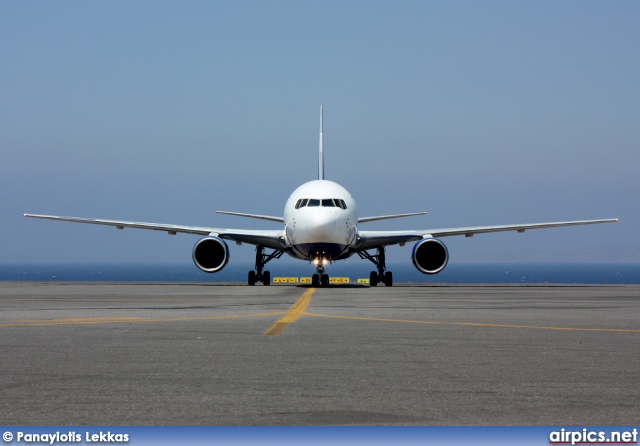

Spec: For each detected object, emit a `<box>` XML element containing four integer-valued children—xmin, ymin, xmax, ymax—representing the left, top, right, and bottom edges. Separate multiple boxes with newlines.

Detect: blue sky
<box><xmin>2</xmin><ymin>1</ymin><xmax>638</xmax><ymax>266</ymax></box>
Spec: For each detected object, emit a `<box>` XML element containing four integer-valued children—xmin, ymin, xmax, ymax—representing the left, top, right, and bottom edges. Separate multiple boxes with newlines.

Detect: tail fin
<box><xmin>318</xmin><ymin>105</ymin><xmax>324</xmax><ymax>180</ymax></box>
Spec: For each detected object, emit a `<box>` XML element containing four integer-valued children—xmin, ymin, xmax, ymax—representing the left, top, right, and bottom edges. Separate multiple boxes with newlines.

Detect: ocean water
<box><xmin>1</xmin><ymin>262</ymin><xmax>639</xmax><ymax>284</ymax></box>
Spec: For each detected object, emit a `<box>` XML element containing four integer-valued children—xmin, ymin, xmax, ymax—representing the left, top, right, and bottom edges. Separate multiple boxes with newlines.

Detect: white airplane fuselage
<box><xmin>283</xmin><ymin>180</ymin><xmax>358</xmax><ymax>261</ymax></box>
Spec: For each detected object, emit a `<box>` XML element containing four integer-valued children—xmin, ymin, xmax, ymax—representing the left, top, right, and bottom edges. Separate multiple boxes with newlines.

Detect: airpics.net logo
<box><xmin>549</xmin><ymin>428</ymin><xmax>638</xmax><ymax>445</ymax></box>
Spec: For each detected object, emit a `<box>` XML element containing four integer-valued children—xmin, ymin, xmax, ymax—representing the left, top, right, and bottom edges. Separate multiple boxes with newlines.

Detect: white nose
<box><xmin>306</xmin><ymin>211</ymin><xmax>336</xmax><ymax>240</ymax></box>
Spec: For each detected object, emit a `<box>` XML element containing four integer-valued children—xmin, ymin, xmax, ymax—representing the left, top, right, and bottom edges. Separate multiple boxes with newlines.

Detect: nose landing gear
<box><xmin>358</xmin><ymin>246</ymin><xmax>393</xmax><ymax>286</ymax></box>
<box><xmin>248</xmin><ymin>245</ymin><xmax>284</xmax><ymax>285</ymax></box>
<box><xmin>311</xmin><ymin>273</ymin><xmax>329</xmax><ymax>287</ymax></box>
<box><xmin>311</xmin><ymin>255</ymin><xmax>330</xmax><ymax>287</ymax></box>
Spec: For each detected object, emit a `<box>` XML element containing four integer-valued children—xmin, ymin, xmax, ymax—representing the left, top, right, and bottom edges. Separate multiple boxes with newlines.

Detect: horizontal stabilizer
<box><xmin>216</xmin><ymin>211</ymin><xmax>284</xmax><ymax>223</ymax></box>
<box><xmin>358</xmin><ymin>212</ymin><xmax>426</xmax><ymax>224</ymax></box>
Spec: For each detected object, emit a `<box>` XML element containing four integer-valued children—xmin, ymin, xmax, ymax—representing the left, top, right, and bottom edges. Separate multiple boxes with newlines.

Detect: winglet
<box><xmin>319</xmin><ymin>105</ymin><xmax>324</xmax><ymax>180</ymax></box>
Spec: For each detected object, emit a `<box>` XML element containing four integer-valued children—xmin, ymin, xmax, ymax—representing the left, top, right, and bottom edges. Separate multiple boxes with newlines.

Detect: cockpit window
<box><xmin>295</xmin><ymin>198</ymin><xmax>347</xmax><ymax>209</ymax></box>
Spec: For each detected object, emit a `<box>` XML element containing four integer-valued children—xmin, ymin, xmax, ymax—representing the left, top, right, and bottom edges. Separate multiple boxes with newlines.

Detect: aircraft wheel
<box><xmin>384</xmin><ymin>271</ymin><xmax>393</xmax><ymax>287</ymax></box>
<box><xmin>321</xmin><ymin>274</ymin><xmax>329</xmax><ymax>287</ymax></box>
<box><xmin>248</xmin><ymin>270</ymin><xmax>256</xmax><ymax>286</ymax></box>
<box><xmin>263</xmin><ymin>270</ymin><xmax>271</xmax><ymax>285</ymax></box>
<box><xmin>312</xmin><ymin>274</ymin><xmax>320</xmax><ymax>287</ymax></box>
<box><xmin>369</xmin><ymin>271</ymin><xmax>378</xmax><ymax>287</ymax></box>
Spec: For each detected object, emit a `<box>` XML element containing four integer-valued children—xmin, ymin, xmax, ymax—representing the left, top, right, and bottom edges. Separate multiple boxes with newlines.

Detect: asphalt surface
<box><xmin>0</xmin><ymin>282</ymin><xmax>638</xmax><ymax>425</ymax></box>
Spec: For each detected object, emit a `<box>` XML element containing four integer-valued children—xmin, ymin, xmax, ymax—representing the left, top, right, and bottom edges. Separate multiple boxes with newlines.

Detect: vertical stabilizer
<box><xmin>319</xmin><ymin>105</ymin><xmax>324</xmax><ymax>180</ymax></box>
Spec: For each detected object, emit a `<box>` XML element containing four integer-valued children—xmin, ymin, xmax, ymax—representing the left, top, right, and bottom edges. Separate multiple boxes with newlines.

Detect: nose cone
<box><xmin>306</xmin><ymin>211</ymin><xmax>337</xmax><ymax>240</ymax></box>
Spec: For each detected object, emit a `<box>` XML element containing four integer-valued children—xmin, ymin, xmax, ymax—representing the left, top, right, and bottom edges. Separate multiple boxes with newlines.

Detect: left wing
<box><xmin>23</xmin><ymin>214</ymin><xmax>285</xmax><ymax>249</ymax></box>
<box><xmin>356</xmin><ymin>218</ymin><xmax>618</xmax><ymax>251</ymax></box>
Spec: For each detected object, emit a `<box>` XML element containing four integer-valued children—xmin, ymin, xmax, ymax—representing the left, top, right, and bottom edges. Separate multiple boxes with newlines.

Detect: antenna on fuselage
<box><xmin>319</xmin><ymin>105</ymin><xmax>324</xmax><ymax>180</ymax></box>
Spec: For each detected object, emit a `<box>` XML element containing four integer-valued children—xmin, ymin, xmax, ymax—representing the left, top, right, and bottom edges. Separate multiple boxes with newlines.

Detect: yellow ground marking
<box><xmin>3</xmin><ymin>297</ymin><xmax>239</xmax><ymax>303</ymax></box>
<box><xmin>263</xmin><ymin>288</ymin><xmax>315</xmax><ymax>336</ymax></box>
<box><xmin>302</xmin><ymin>313</ymin><xmax>640</xmax><ymax>334</ymax></box>
<box><xmin>4</xmin><ymin>291</ymin><xmax>636</xmax><ymax>334</ymax></box>
<box><xmin>273</xmin><ymin>277</ymin><xmax>299</xmax><ymax>283</ymax></box>
<box><xmin>1</xmin><ymin>312</ymin><xmax>285</xmax><ymax>327</ymax></box>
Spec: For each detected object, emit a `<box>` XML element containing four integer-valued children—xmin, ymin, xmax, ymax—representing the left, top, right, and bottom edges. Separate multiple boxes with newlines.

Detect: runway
<box><xmin>0</xmin><ymin>282</ymin><xmax>638</xmax><ymax>425</ymax></box>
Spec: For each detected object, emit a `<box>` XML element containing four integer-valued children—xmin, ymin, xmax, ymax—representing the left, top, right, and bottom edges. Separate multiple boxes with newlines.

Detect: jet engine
<box><xmin>192</xmin><ymin>237</ymin><xmax>230</xmax><ymax>273</ymax></box>
<box><xmin>412</xmin><ymin>238</ymin><xmax>449</xmax><ymax>274</ymax></box>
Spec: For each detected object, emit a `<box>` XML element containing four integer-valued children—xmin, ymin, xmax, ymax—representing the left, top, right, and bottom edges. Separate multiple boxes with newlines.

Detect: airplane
<box><xmin>24</xmin><ymin>106</ymin><xmax>618</xmax><ymax>287</ymax></box>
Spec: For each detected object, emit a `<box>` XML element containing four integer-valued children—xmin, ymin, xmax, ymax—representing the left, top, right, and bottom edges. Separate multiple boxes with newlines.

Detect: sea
<box><xmin>1</xmin><ymin>262</ymin><xmax>639</xmax><ymax>284</ymax></box>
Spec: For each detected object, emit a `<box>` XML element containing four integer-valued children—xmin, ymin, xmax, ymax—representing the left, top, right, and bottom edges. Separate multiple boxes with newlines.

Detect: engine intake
<box><xmin>412</xmin><ymin>238</ymin><xmax>448</xmax><ymax>274</ymax></box>
<box><xmin>192</xmin><ymin>237</ymin><xmax>230</xmax><ymax>273</ymax></box>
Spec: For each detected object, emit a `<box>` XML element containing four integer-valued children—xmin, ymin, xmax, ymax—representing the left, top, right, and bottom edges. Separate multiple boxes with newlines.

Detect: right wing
<box><xmin>23</xmin><ymin>214</ymin><xmax>285</xmax><ymax>250</ymax></box>
<box><xmin>356</xmin><ymin>218</ymin><xmax>618</xmax><ymax>251</ymax></box>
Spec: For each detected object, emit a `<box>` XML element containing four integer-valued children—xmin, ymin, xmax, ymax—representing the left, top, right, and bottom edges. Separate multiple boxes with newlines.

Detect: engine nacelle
<box><xmin>412</xmin><ymin>238</ymin><xmax>449</xmax><ymax>274</ymax></box>
<box><xmin>192</xmin><ymin>237</ymin><xmax>230</xmax><ymax>273</ymax></box>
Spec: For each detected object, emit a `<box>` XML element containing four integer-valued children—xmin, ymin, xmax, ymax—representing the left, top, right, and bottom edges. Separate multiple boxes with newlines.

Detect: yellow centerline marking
<box><xmin>3</xmin><ymin>290</ymin><xmax>636</xmax><ymax>334</ymax></box>
<box><xmin>263</xmin><ymin>288</ymin><xmax>315</xmax><ymax>336</ymax></box>
<box><xmin>302</xmin><ymin>312</ymin><xmax>640</xmax><ymax>333</ymax></box>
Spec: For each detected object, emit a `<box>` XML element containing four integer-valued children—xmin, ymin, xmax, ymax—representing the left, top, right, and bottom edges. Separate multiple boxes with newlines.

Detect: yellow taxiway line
<box><xmin>302</xmin><ymin>312</ymin><xmax>640</xmax><ymax>334</ymax></box>
<box><xmin>3</xmin><ymin>287</ymin><xmax>637</xmax><ymax>334</ymax></box>
<box><xmin>263</xmin><ymin>288</ymin><xmax>315</xmax><ymax>336</ymax></box>
<box><xmin>1</xmin><ymin>312</ymin><xmax>285</xmax><ymax>327</ymax></box>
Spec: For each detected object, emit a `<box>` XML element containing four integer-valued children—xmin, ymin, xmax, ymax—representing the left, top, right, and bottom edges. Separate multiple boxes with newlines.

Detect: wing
<box><xmin>24</xmin><ymin>214</ymin><xmax>285</xmax><ymax>250</ymax></box>
<box><xmin>356</xmin><ymin>218</ymin><xmax>618</xmax><ymax>251</ymax></box>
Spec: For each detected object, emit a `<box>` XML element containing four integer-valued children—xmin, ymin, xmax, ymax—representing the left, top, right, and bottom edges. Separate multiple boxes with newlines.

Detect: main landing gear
<box><xmin>248</xmin><ymin>245</ymin><xmax>284</xmax><ymax>286</ymax></box>
<box><xmin>358</xmin><ymin>246</ymin><xmax>393</xmax><ymax>287</ymax></box>
<box><xmin>311</xmin><ymin>255</ymin><xmax>330</xmax><ymax>287</ymax></box>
